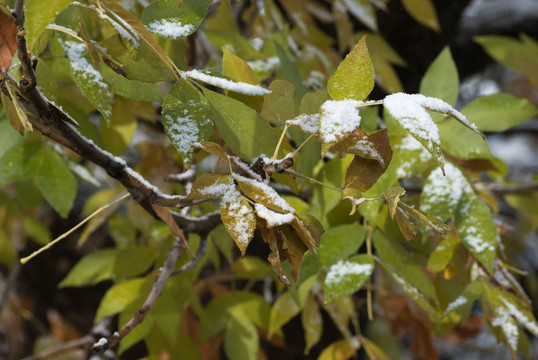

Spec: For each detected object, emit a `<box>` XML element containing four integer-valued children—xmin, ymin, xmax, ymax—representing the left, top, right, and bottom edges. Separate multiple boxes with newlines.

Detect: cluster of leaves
<box><xmin>1</xmin><ymin>0</ymin><xmax>538</xmax><ymax>359</ymax></box>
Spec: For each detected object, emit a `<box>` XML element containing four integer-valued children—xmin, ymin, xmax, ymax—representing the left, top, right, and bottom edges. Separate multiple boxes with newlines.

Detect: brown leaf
<box><xmin>193</xmin><ymin>141</ymin><xmax>228</xmax><ymax>158</ymax></box>
<box><xmin>410</xmin><ymin>325</ymin><xmax>438</xmax><ymax>360</ymax></box>
<box><xmin>344</xmin><ymin>129</ymin><xmax>392</xmax><ymax>192</ymax></box>
<box><xmin>263</xmin><ymin>227</ymin><xmax>290</xmax><ymax>285</ymax></box>
<box><xmin>290</xmin><ymin>215</ymin><xmax>324</xmax><ymax>257</ymax></box>
<box><xmin>187</xmin><ymin>174</ymin><xmax>233</xmax><ymax>200</ymax></box>
<box><xmin>152</xmin><ymin>204</ymin><xmax>193</xmax><ymax>255</ymax></box>
<box><xmin>0</xmin><ymin>10</ymin><xmax>18</xmax><ymax>70</ymax></box>
<box><xmin>445</xmin><ymin>315</ymin><xmax>484</xmax><ymax>341</ymax></box>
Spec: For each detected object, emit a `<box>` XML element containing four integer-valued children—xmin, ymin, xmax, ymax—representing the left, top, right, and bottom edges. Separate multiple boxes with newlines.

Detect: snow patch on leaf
<box><xmin>394</xmin><ymin>135</ymin><xmax>432</xmax><ymax>178</ymax></box>
<box><xmin>325</xmin><ymin>260</ymin><xmax>373</xmax><ymax>287</ymax></box>
<box><xmin>491</xmin><ymin>306</ymin><xmax>519</xmax><ymax>351</ymax></box>
<box><xmin>184</xmin><ymin>69</ymin><xmax>271</xmax><ymax>96</ymax></box>
<box><xmin>286</xmin><ymin>113</ymin><xmax>320</xmax><ymax>134</ymax></box>
<box><xmin>255</xmin><ymin>203</ymin><xmax>294</xmax><ymax>227</ymax></box>
<box><xmin>384</xmin><ymin>93</ymin><xmax>440</xmax><ymax>155</ymax></box>
<box><xmin>147</xmin><ymin>18</ymin><xmax>195</xmax><ymax>39</ymax></box>
<box><xmin>319</xmin><ymin>100</ymin><xmax>362</xmax><ymax>144</ymax></box>
<box><xmin>421</xmin><ymin>163</ymin><xmax>472</xmax><ymax>215</ymax></box>
<box><xmin>233</xmin><ymin>173</ymin><xmax>295</xmax><ymax>213</ymax></box>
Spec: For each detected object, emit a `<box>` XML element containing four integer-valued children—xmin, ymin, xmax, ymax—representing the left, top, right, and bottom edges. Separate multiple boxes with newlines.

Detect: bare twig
<box><xmin>21</xmin><ymin>335</ymin><xmax>94</xmax><ymax>360</ymax></box>
<box><xmin>171</xmin><ymin>210</ymin><xmax>222</xmax><ymax>236</ymax></box>
<box><xmin>171</xmin><ymin>236</ymin><xmax>208</xmax><ymax>276</ymax></box>
<box><xmin>92</xmin><ymin>236</ymin><xmax>184</xmax><ymax>353</ymax></box>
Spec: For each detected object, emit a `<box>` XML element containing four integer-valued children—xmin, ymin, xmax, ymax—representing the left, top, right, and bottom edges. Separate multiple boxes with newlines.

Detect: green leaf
<box><xmin>25</xmin><ymin>0</ymin><xmax>73</xmax><ymax>50</ymax></box>
<box><xmin>232</xmin><ymin>256</ymin><xmax>275</xmax><ymax>279</ymax></box>
<box><xmin>205</xmin><ymin>89</ymin><xmax>281</xmax><ymax>162</ymax></box>
<box><xmin>224</xmin><ymin>308</ymin><xmax>259</xmax><ymax>360</ymax></box>
<box><xmin>461</xmin><ymin>93</ymin><xmax>538</xmax><ymax>132</ymax></box>
<box><xmin>474</xmin><ymin>35</ymin><xmax>525</xmax><ymax>71</ymax></box>
<box><xmin>0</xmin><ymin>141</ymin><xmax>43</xmax><ymax>187</ymax></box>
<box><xmin>455</xmin><ymin>193</ymin><xmax>498</xmax><ymax>272</ymax></box>
<box><xmin>327</xmin><ymin>36</ymin><xmax>374</xmax><ymax>101</ymax></box>
<box><xmin>427</xmin><ymin>236</ymin><xmax>460</xmax><ymax>272</ymax></box>
<box><xmin>439</xmin><ymin>119</ymin><xmax>492</xmax><ymax>159</ymax></box>
<box><xmin>274</xmin><ymin>42</ymin><xmax>308</xmax><ymax>98</ymax></box>
<box><xmin>317</xmin><ymin>224</ymin><xmax>366</xmax><ymax>266</ymax></box>
<box><xmin>222</xmin><ymin>47</ymin><xmax>260</xmax><ymax>85</ymax></box>
<box><xmin>401</xmin><ymin>0</ymin><xmax>440</xmax><ymax>32</ymax></box>
<box><xmin>162</xmin><ymin>79</ymin><xmax>213</xmax><ymax>166</ymax></box>
<box><xmin>59</xmin><ymin>39</ymin><xmax>112</xmax><ymax>123</ymax></box>
<box><xmin>318</xmin><ymin>339</ymin><xmax>355</xmax><ymax>360</ymax></box>
<box><xmin>261</xmin><ymin>80</ymin><xmax>295</xmax><ymax>124</ymax></box>
<box><xmin>0</xmin><ymin>113</ymin><xmax>23</xmax><ymax>158</ymax></box>
<box><xmin>36</xmin><ymin>149</ymin><xmax>77</xmax><ymax>218</ymax></box>
<box><xmin>96</xmin><ymin>277</ymin><xmax>150</xmax><ymax>320</ymax></box>
<box><xmin>420</xmin><ymin>163</ymin><xmax>471</xmax><ymax>221</ymax></box>
<box><xmin>141</xmin><ymin>0</ymin><xmax>212</xmax><ymax>39</ymax></box>
<box><xmin>302</xmin><ymin>296</ymin><xmax>323</xmax><ymax>354</ymax></box>
<box><xmin>199</xmin><ymin>292</ymin><xmax>270</xmax><ymax>341</ymax></box>
<box><xmin>373</xmin><ymin>232</ymin><xmax>437</xmax><ymax>301</ymax></box>
<box><xmin>420</xmin><ymin>47</ymin><xmax>459</xmax><ymax>122</ymax></box>
<box><xmin>324</xmin><ymin>255</ymin><xmax>374</xmax><ymax>301</ymax></box>
<box><xmin>101</xmin><ymin>65</ymin><xmax>162</xmax><ymax>102</ymax></box>
<box><xmin>99</xmin><ymin>34</ymin><xmax>174</xmax><ymax>82</ymax></box>
<box><xmin>268</xmin><ymin>291</ymin><xmax>302</xmax><ymax>337</ymax></box>
<box><xmin>0</xmin><ymin>230</ymin><xmax>17</xmax><ymax>267</ymax></box>
<box><xmin>23</xmin><ymin>218</ymin><xmax>51</xmax><ymax>246</ymax></box>
<box><xmin>203</xmin><ymin>29</ymin><xmax>263</xmax><ymax>60</ymax></box>
<box><xmin>59</xmin><ymin>249</ymin><xmax>117</xmax><ymax>287</ymax></box>
<box><xmin>100</xmin><ymin>97</ymin><xmax>138</xmax><ymax>155</ymax></box>
<box><xmin>114</xmin><ymin>246</ymin><xmax>159</xmax><ymax>279</ymax></box>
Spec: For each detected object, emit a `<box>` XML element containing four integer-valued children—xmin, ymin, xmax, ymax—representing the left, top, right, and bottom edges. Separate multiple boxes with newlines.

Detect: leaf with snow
<box><xmin>327</xmin><ymin>36</ymin><xmax>374</xmax><ymax>101</ymax></box>
<box><xmin>78</xmin><ymin>1</ymin><xmax>140</xmax><ymax>55</ymax></box>
<box><xmin>420</xmin><ymin>163</ymin><xmax>473</xmax><ymax>221</ymax></box>
<box><xmin>255</xmin><ymin>204</ymin><xmax>294</xmax><ymax>227</ymax></box>
<box><xmin>455</xmin><ymin>193</ymin><xmax>498</xmax><ymax>273</ymax></box>
<box><xmin>185</xmin><ymin>69</ymin><xmax>270</xmax><ymax>96</ymax></box>
<box><xmin>319</xmin><ymin>100</ymin><xmax>362</xmax><ymax>155</ymax></box>
<box><xmin>334</xmin><ymin>129</ymin><xmax>386</xmax><ymax>167</ymax></box>
<box><xmin>220</xmin><ymin>188</ymin><xmax>256</xmax><ymax>256</ymax></box>
<box><xmin>286</xmin><ymin>114</ymin><xmax>320</xmax><ymax>134</ymax></box>
<box><xmin>187</xmin><ymin>174</ymin><xmax>233</xmax><ymax>200</ymax></box>
<box><xmin>162</xmin><ymin>79</ymin><xmax>212</xmax><ymax>166</ymax></box>
<box><xmin>383</xmin><ymin>93</ymin><xmax>443</xmax><ymax>169</ymax></box>
<box><xmin>141</xmin><ymin>0</ymin><xmax>212</xmax><ymax>39</ymax></box>
<box><xmin>324</xmin><ymin>255</ymin><xmax>374</xmax><ymax>302</ymax></box>
<box><xmin>234</xmin><ymin>174</ymin><xmax>295</xmax><ymax>214</ymax></box>
<box><xmin>59</xmin><ymin>39</ymin><xmax>112</xmax><ymax>124</ymax></box>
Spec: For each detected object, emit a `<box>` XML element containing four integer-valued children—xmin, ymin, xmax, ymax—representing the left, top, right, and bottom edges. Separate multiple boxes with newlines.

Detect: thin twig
<box><xmin>20</xmin><ymin>193</ymin><xmax>130</xmax><ymax>264</ymax></box>
<box><xmin>171</xmin><ymin>236</ymin><xmax>208</xmax><ymax>276</ymax></box>
<box><xmin>92</xmin><ymin>236</ymin><xmax>184</xmax><ymax>353</ymax></box>
<box><xmin>21</xmin><ymin>335</ymin><xmax>94</xmax><ymax>360</ymax></box>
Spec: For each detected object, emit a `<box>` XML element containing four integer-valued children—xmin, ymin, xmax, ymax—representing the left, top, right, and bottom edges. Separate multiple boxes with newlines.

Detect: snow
<box><xmin>233</xmin><ymin>173</ymin><xmax>295</xmax><ymax>213</ymax></box>
<box><xmin>183</xmin><ymin>70</ymin><xmax>271</xmax><ymax>96</ymax></box>
<box><xmin>247</xmin><ymin>57</ymin><xmax>280</xmax><ymax>73</ymax></box>
<box><xmin>491</xmin><ymin>307</ymin><xmax>518</xmax><ymax>350</ymax></box>
<box><xmin>394</xmin><ymin>135</ymin><xmax>433</xmax><ymax>178</ymax></box>
<box><xmin>255</xmin><ymin>203</ymin><xmax>294</xmax><ymax>227</ymax></box>
<box><xmin>60</xmin><ymin>40</ymin><xmax>107</xmax><ymax>88</ymax></box>
<box><xmin>458</xmin><ymin>205</ymin><xmax>496</xmax><ymax>254</ymax></box>
<box><xmin>325</xmin><ymin>260</ymin><xmax>373</xmax><ymax>286</ymax></box>
<box><xmin>319</xmin><ymin>100</ymin><xmax>362</xmax><ymax>143</ymax></box>
<box><xmin>421</xmin><ymin>163</ymin><xmax>472</xmax><ymax>213</ymax></box>
<box><xmin>147</xmin><ymin>18</ymin><xmax>195</xmax><ymax>39</ymax></box>
<box><xmin>444</xmin><ymin>295</ymin><xmax>468</xmax><ymax>314</ymax></box>
<box><xmin>344</xmin><ymin>196</ymin><xmax>367</xmax><ymax>208</ymax></box>
<box><xmin>286</xmin><ymin>114</ymin><xmax>320</xmax><ymax>134</ymax></box>
<box><xmin>221</xmin><ymin>186</ymin><xmax>255</xmax><ymax>247</ymax></box>
<box><xmin>384</xmin><ymin>93</ymin><xmax>441</xmax><ymax>154</ymax></box>
<box><xmin>501</xmin><ymin>296</ymin><xmax>538</xmax><ymax>335</ymax></box>
<box><xmin>163</xmin><ymin>100</ymin><xmax>211</xmax><ymax>161</ymax></box>
<box><xmin>230</xmin><ymin>156</ymin><xmax>264</xmax><ymax>182</ymax></box>
<box><xmin>349</xmin><ymin>139</ymin><xmax>385</xmax><ymax>166</ymax></box>
<box><xmin>95</xmin><ymin>337</ymin><xmax>108</xmax><ymax>347</ymax></box>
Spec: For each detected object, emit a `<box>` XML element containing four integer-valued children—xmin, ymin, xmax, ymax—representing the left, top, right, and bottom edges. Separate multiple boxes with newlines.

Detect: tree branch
<box><xmin>92</xmin><ymin>236</ymin><xmax>184</xmax><ymax>353</ymax></box>
<box><xmin>171</xmin><ymin>235</ymin><xmax>208</xmax><ymax>276</ymax></box>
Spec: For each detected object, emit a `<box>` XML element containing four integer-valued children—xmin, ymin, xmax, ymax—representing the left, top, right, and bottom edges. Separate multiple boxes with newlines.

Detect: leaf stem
<box><xmin>272</xmin><ymin>123</ymin><xmax>290</xmax><ymax>161</ymax></box>
<box><xmin>355</xmin><ymin>100</ymin><xmax>384</xmax><ymax>109</ymax></box>
<box><xmin>45</xmin><ymin>24</ymin><xmax>83</xmax><ymax>42</ymax></box>
<box><xmin>283</xmin><ymin>169</ymin><xmax>343</xmax><ymax>193</ymax></box>
<box><xmin>366</xmin><ymin>223</ymin><xmax>373</xmax><ymax>321</ymax></box>
<box><xmin>291</xmin><ymin>130</ymin><xmax>318</xmax><ymax>159</ymax></box>
<box><xmin>20</xmin><ymin>193</ymin><xmax>130</xmax><ymax>264</ymax></box>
